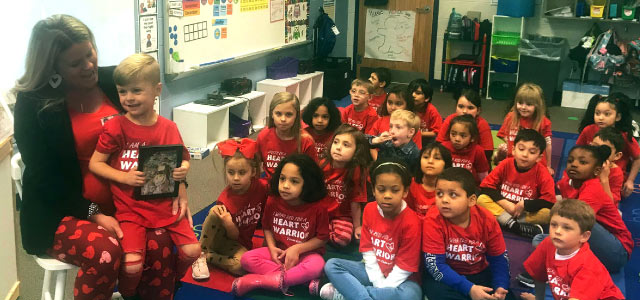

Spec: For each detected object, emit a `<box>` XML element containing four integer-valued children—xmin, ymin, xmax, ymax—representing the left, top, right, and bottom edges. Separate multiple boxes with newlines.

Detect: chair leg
<box><xmin>42</xmin><ymin>269</ymin><xmax>51</xmax><ymax>300</ymax></box>
<box><xmin>53</xmin><ymin>270</ymin><xmax>67</xmax><ymax>300</ymax></box>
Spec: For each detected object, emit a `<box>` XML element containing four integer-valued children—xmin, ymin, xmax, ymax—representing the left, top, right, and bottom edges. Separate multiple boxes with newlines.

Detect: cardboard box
<box><xmin>561</xmin><ymin>81</ymin><xmax>609</xmax><ymax>109</ymax></box>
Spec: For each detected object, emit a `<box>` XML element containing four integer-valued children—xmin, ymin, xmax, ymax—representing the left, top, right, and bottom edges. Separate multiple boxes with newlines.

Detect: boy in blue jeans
<box><xmin>422</xmin><ymin>167</ymin><xmax>513</xmax><ymax>300</ymax></box>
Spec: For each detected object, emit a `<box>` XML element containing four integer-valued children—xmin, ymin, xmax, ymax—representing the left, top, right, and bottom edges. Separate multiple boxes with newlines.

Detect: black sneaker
<box><xmin>506</xmin><ymin>219</ymin><xmax>543</xmax><ymax>239</ymax></box>
<box><xmin>517</xmin><ymin>271</ymin><xmax>535</xmax><ymax>288</ymax></box>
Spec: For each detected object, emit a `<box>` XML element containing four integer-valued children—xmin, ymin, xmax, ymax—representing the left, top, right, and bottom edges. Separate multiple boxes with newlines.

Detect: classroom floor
<box><xmin>12</xmin><ymin>91</ymin><xmax>640</xmax><ymax>300</ymax></box>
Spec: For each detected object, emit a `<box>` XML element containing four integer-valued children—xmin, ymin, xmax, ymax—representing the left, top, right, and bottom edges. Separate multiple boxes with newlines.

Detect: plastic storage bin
<box><xmin>267</xmin><ymin>57</ymin><xmax>299</xmax><ymax>79</ymax></box>
<box><xmin>489</xmin><ymin>81</ymin><xmax>517</xmax><ymax>100</ymax></box>
<box><xmin>492</xmin><ymin>32</ymin><xmax>521</xmax><ymax>46</ymax></box>
<box><xmin>497</xmin><ymin>0</ymin><xmax>534</xmax><ymax>17</ymax></box>
<box><xmin>591</xmin><ymin>5</ymin><xmax>605</xmax><ymax>18</ymax></box>
<box><xmin>491</xmin><ymin>57</ymin><xmax>519</xmax><ymax>73</ymax></box>
<box><xmin>622</xmin><ymin>6</ymin><xmax>636</xmax><ymax>20</ymax></box>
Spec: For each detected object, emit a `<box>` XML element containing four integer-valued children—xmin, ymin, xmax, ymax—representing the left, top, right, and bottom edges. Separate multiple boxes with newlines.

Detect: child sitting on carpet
<box><xmin>341</xmin><ymin>79</ymin><xmax>379</xmax><ymax>133</ymax></box>
<box><xmin>321</xmin><ymin>159</ymin><xmax>422</xmax><ymax>300</ymax></box>
<box><xmin>437</xmin><ymin>89</ymin><xmax>494</xmax><ymax>163</ymax></box>
<box><xmin>233</xmin><ymin>154</ymin><xmax>329</xmax><ymax>296</ymax></box>
<box><xmin>478</xmin><ymin>129</ymin><xmax>554</xmax><ymax>239</ymax></box>
<box><xmin>406</xmin><ymin>142</ymin><xmax>452</xmax><ymax>217</ymax></box>
<box><xmin>495</xmin><ymin>83</ymin><xmax>553</xmax><ymax>175</ymax></box>
<box><xmin>302</xmin><ymin>97</ymin><xmax>342</xmax><ymax>160</ymax></box>
<box><xmin>422</xmin><ymin>167</ymin><xmax>512</xmax><ymax>300</ymax></box>
<box><xmin>556</xmin><ymin>145</ymin><xmax>633</xmax><ymax>273</ymax></box>
<box><xmin>591</xmin><ymin>127</ymin><xmax>625</xmax><ymax>206</ymax></box>
<box><xmin>521</xmin><ymin>199</ymin><xmax>625</xmax><ymax>300</ymax></box>
<box><xmin>409</xmin><ymin>79</ymin><xmax>442</xmax><ymax>146</ymax></box>
<box><xmin>320</xmin><ymin>124</ymin><xmax>371</xmax><ymax>247</ymax></box>
<box><xmin>576</xmin><ymin>93</ymin><xmax>640</xmax><ymax>198</ymax></box>
<box><xmin>369</xmin><ymin>109</ymin><xmax>421</xmax><ymax>175</ymax></box>
<box><xmin>441</xmin><ymin>114</ymin><xmax>490</xmax><ymax>184</ymax></box>
<box><xmin>367</xmin><ymin>84</ymin><xmax>422</xmax><ymax>160</ymax></box>
<box><xmin>368</xmin><ymin>67</ymin><xmax>390</xmax><ymax>113</ymax></box>
<box><xmin>191</xmin><ymin>138</ymin><xmax>267</xmax><ymax>279</ymax></box>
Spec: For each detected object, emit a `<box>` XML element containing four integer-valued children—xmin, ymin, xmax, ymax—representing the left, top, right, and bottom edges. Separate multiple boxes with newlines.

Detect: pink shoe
<box><xmin>231</xmin><ymin>271</ymin><xmax>284</xmax><ymax>296</ymax></box>
<box><xmin>308</xmin><ymin>278</ymin><xmax>320</xmax><ymax>296</ymax></box>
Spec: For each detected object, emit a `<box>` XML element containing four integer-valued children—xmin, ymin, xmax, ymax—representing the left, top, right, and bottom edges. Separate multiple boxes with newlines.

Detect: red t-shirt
<box><xmin>216</xmin><ymin>178</ymin><xmax>268</xmax><ymax>250</ymax></box>
<box><xmin>304</xmin><ymin>129</ymin><xmax>333</xmax><ymax>160</ymax></box>
<box><xmin>437</xmin><ymin>114</ymin><xmax>494</xmax><ymax>151</ymax></box>
<box><xmin>609</xmin><ymin>166</ymin><xmax>624</xmax><ymax>206</ymax></box>
<box><xmin>416</xmin><ymin>104</ymin><xmax>443</xmax><ymax>136</ymax></box>
<box><xmin>341</xmin><ymin>104</ymin><xmax>379</xmax><ymax>133</ymax></box>
<box><xmin>422</xmin><ymin>205</ymin><xmax>506</xmax><ymax>275</ymax></box>
<box><xmin>256</xmin><ymin>127</ymin><xmax>317</xmax><ymax>180</ymax></box>
<box><xmin>360</xmin><ymin>202</ymin><xmax>421</xmax><ymax>281</ymax></box>
<box><xmin>367</xmin><ymin>115</ymin><xmax>422</xmax><ymax>149</ymax></box>
<box><xmin>557</xmin><ymin>176</ymin><xmax>633</xmax><ymax>255</ymax></box>
<box><xmin>262</xmin><ymin>195</ymin><xmax>329</xmax><ymax>254</ymax></box>
<box><xmin>524</xmin><ymin>237</ymin><xmax>624</xmax><ymax>300</ymax></box>
<box><xmin>68</xmin><ymin>98</ymin><xmax>120</xmax><ymax>206</ymax></box>
<box><xmin>442</xmin><ymin>141</ymin><xmax>490</xmax><ymax>184</ymax></box>
<box><xmin>480</xmin><ymin>157</ymin><xmax>556</xmax><ymax>204</ymax></box>
<box><xmin>406</xmin><ymin>181</ymin><xmax>435</xmax><ymax>217</ymax></box>
<box><xmin>322</xmin><ymin>162</ymin><xmax>367</xmax><ymax>218</ymax></box>
<box><xmin>369</xmin><ymin>93</ymin><xmax>387</xmax><ymax>114</ymax></box>
<box><xmin>96</xmin><ymin>115</ymin><xmax>190</xmax><ymax>228</ymax></box>
<box><xmin>576</xmin><ymin>124</ymin><xmax>640</xmax><ymax>173</ymax></box>
<box><xmin>497</xmin><ymin>112</ymin><xmax>552</xmax><ymax>166</ymax></box>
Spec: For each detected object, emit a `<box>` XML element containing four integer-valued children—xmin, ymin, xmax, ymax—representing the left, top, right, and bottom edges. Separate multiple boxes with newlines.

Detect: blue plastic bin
<box><xmin>497</xmin><ymin>0</ymin><xmax>535</xmax><ymax>17</ymax></box>
<box><xmin>492</xmin><ymin>58</ymin><xmax>519</xmax><ymax>73</ymax></box>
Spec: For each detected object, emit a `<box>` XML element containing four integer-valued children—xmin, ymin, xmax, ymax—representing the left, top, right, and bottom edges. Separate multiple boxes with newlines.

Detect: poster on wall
<box><xmin>322</xmin><ymin>0</ymin><xmax>335</xmax><ymax>20</ymax></box>
<box><xmin>241</xmin><ymin>0</ymin><xmax>269</xmax><ymax>12</ymax></box>
<box><xmin>364</xmin><ymin>9</ymin><xmax>415</xmax><ymax>62</ymax></box>
<box><xmin>140</xmin><ymin>15</ymin><xmax>158</xmax><ymax>52</ymax></box>
<box><xmin>139</xmin><ymin>0</ymin><xmax>157</xmax><ymax>15</ymax></box>
<box><xmin>270</xmin><ymin>0</ymin><xmax>284</xmax><ymax>22</ymax></box>
<box><xmin>285</xmin><ymin>0</ymin><xmax>308</xmax><ymax>44</ymax></box>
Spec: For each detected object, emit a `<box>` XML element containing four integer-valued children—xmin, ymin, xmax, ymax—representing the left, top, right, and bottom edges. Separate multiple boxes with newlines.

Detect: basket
<box><xmin>491</xmin><ymin>57</ymin><xmax>519</xmax><ymax>73</ymax></box>
<box><xmin>622</xmin><ymin>6</ymin><xmax>636</xmax><ymax>20</ymax></box>
<box><xmin>590</xmin><ymin>5</ymin><xmax>605</xmax><ymax>18</ymax></box>
<box><xmin>492</xmin><ymin>32</ymin><xmax>521</xmax><ymax>46</ymax></box>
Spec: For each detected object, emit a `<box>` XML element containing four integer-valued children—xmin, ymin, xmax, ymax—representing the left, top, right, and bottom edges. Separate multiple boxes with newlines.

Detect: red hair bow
<box><xmin>217</xmin><ymin>138</ymin><xmax>258</xmax><ymax>159</ymax></box>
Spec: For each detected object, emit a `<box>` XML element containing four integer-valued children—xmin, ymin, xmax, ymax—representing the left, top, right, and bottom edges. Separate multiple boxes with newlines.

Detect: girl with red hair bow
<box><xmin>191</xmin><ymin>138</ymin><xmax>268</xmax><ymax>279</ymax></box>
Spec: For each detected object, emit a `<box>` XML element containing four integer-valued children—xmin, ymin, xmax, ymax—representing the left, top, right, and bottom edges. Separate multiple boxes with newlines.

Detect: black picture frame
<box><xmin>135</xmin><ymin>144</ymin><xmax>183</xmax><ymax>200</ymax></box>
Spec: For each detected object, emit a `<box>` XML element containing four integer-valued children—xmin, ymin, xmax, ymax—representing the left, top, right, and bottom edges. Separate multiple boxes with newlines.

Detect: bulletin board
<box><xmin>164</xmin><ymin>0</ymin><xmax>309</xmax><ymax>75</ymax></box>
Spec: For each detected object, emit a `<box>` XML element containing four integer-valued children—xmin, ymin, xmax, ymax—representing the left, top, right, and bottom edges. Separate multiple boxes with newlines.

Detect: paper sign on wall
<box><xmin>241</xmin><ymin>0</ymin><xmax>268</xmax><ymax>12</ymax></box>
<box><xmin>285</xmin><ymin>0</ymin><xmax>308</xmax><ymax>44</ymax></box>
<box><xmin>364</xmin><ymin>9</ymin><xmax>415</xmax><ymax>62</ymax></box>
<box><xmin>140</xmin><ymin>15</ymin><xmax>158</xmax><ymax>52</ymax></box>
<box><xmin>270</xmin><ymin>0</ymin><xmax>284</xmax><ymax>22</ymax></box>
<box><xmin>139</xmin><ymin>0</ymin><xmax>158</xmax><ymax>15</ymax></box>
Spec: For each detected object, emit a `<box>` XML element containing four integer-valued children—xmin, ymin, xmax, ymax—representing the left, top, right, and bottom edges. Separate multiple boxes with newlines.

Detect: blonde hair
<box><xmin>351</xmin><ymin>79</ymin><xmax>374</xmax><ymax>95</ymax></box>
<box><xmin>114</xmin><ymin>53</ymin><xmax>160</xmax><ymax>86</ymax></box>
<box><xmin>12</xmin><ymin>15</ymin><xmax>96</xmax><ymax>108</ymax></box>
<box><xmin>509</xmin><ymin>83</ymin><xmax>546</xmax><ymax>132</ymax></box>
<box><xmin>268</xmin><ymin>92</ymin><xmax>303</xmax><ymax>151</ymax></box>
<box><xmin>390</xmin><ymin>109</ymin><xmax>420</xmax><ymax>135</ymax></box>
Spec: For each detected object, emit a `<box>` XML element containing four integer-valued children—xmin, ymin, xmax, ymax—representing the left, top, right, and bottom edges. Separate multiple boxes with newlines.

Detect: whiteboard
<box><xmin>165</xmin><ymin>0</ymin><xmax>309</xmax><ymax>75</ymax></box>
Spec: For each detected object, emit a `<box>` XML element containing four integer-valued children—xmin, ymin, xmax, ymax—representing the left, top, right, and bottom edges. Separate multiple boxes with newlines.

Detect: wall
<box><xmin>158</xmin><ymin>0</ymin><xmax>322</xmax><ymax>117</ymax></box>
<box><xmin>0</xmin><ymin>1</ymin><xmax>135</xmax><ymax>105</ymax></box>
<box><xmin>433</xmin><ymin>0</ymin><xmax>497</xmax><ymax>81</ymax></box>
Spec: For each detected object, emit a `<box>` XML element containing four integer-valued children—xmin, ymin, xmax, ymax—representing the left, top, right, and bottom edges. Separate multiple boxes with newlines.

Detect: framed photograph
<box><xmin>135</xmin><ymin>145</ymin><xmax>182</xmax><ymax>200</ymax></box>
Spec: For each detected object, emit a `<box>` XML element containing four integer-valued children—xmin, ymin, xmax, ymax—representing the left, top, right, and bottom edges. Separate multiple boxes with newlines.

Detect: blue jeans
<box><xmin>324</xmin><ymin>258</ymin><xmax>422</xmax><ymax>300</ymax></box>
<box><xmin>533</xmin><ymin>223</ymin><xmax>628</xmax><ymax>272</ymax></box>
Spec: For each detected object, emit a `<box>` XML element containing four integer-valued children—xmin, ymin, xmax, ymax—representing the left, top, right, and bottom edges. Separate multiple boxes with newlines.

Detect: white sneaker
<box><xmin>191</xmin><ymin>252</ymin><xmax>210</xmax><ymax>280</ymax></box>
<box><xmin>319</xmin><ymin>283</ymin><xmax>345</xmax><ymax>300</ymax></box>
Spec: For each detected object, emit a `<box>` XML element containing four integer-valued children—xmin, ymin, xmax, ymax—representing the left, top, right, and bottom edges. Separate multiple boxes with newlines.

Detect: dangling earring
<box><xmin>49</xmin><ymin>74</ymin><xmax>62</xmax><ymax>89</ymax></box>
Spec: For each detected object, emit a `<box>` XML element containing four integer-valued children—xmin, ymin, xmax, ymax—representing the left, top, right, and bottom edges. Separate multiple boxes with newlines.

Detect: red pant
<box><xmin>48</xmin><ymin>216</ymin><xmax>178</xmax><ymax>300</ymax></box>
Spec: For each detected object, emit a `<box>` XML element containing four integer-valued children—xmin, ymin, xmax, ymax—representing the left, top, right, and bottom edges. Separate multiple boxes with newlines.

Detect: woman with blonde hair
<box><xmin>13</xmin><ymin>15</ymin><xmax>183</xmax><ymax>300</ymax></box>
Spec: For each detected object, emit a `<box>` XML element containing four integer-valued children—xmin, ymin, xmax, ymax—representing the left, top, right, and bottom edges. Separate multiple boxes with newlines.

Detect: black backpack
<box><xmin>313</xmin><ymin>12</ymin><xmax>337</xmax><ymax>58</ymax></box>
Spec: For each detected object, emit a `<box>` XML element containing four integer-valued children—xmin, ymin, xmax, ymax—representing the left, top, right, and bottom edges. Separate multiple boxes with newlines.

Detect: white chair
<box><xmin>11</xmin><ymin>153</ymin><xmax>122</xmax><ymax>300</ymax></box>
